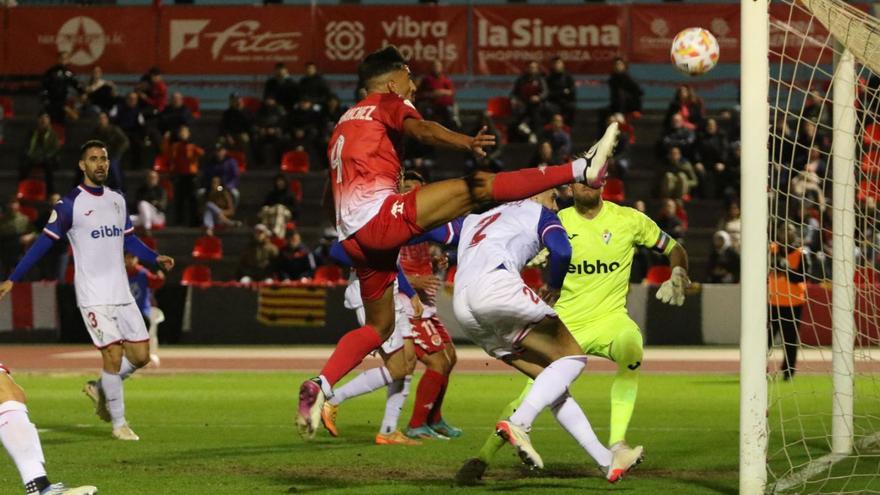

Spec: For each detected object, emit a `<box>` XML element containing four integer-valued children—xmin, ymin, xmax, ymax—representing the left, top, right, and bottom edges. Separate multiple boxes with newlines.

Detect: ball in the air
<box><xmin>670</xmin><ymin>27</ymin><xmax>720</xmax><ymax>76</ymax></box>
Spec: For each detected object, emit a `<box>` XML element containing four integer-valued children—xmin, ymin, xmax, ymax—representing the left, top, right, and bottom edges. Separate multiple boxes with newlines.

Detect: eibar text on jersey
<box><xmin>91</xmin><ymin>225</ymin><xmax>124</xmax><ymax>239</ymax></box>
<box><xmin>568</xmin><ymin>259</ymin><xmax>620</xmax><ymax>275</ymax></box>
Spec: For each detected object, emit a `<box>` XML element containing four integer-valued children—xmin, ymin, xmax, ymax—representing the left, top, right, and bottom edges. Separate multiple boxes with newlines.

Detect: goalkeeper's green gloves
<box><xmin>656</xmin><ymin>266</ymin><xmax>690</xmax><ymax>306</ymax></box>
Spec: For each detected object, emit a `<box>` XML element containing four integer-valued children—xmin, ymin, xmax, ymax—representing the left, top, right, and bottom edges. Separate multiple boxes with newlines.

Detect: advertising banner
<box><xmin>5</xmin><ymin>7</ymin><xmax>157</xmax><ymax>74</ymax></box>
<box><xmin>472</xmin><ymin>5</ymin><xmax>626</xmax><ymax>75</ymax></box>
<box><xmin>314</xmin><ymin>5</ymin><xmax>468</xmax><ymax>75</ymax></box>
<box><xmin>159</xmin><ymin>6</ymin><xmax>313</xmax><ymax>74</ymax></box>
<box><xmin>629</xmin><ymin>4</ymin><xmax>740</xmax><ymax>63</ymax></box>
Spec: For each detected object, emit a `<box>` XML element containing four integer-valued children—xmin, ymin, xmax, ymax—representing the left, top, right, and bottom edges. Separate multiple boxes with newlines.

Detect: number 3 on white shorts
<box><xmin>330</xmin><ymin>135</ymin><xmax>345</xmax><ymax>184</ymax></box>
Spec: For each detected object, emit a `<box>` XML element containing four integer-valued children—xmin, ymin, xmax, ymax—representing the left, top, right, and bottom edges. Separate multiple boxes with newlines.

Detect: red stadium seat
<box><xmin>0</xmin><ymin>96</ymin><xmax>13</xmax><ymax>118</ymax></box>
<box><xmin>17</xmin><ymin>179</ymin><xmax>47</xmax><ymax>202</ymax></box>
<box><xmin>281</xmin><ymin>150</ymin><xmax>310</xmax><ymax>173</ymax></box>
<box><xmin>159</xmin><ymin>177</ymin><xmax>174</xmax><ymax>202</ymax></box>
<box><xmin>241</xmin><ymin>96</ymin><xmax>262</xmax><ymax>114</ymax></box>
<box><xmin>486</xmin><ymin>97</ymin><xmax>512</xmax><ymax>119</ymax></box>
<box><xmin>19</xmin><ymin>205</ymin><xmax>38</xmax><ymax>222</ymax></box>
<box><xmin>228</xmin><ymin>150</ymin><xmax>247</xmax><ymax>173</ymax></box>
<box><xmin>601</xmin><ymin>178</ymin><xmax>625</xmax><ymax>203</ymax></box>
<box><xmin>153</xmin><ymin>155</ymin><xmax>170</xmax><ymax>174</ymax></box>
<box><xmin>182</xmin><ymin>96</ymin><xmax>201</xmax><ymax>119</ymax></box>
<box><xmin>192</xmin><ymin>235</ymin><xmax>223</xmax><ymax>261</ymax></box>
<box><xmin>52</xmin><ymin>123</ymin><xmax>65</xmax><ymax>146</ymax></box>
<box><xmin>521</xmin><ymin>267</ymin><xmax>544</xmax><ymax>291</ymax></box>
<box><xmin>289</xmin><ymin>179</ymin><xmax>303</xmax><ymax>202</ymax></box>
<box><xmin>644</xmin><ymin>265</ymin><xmax>672</xmax><ymax>286</ymax></box>
<box><xmin>181</xmin><ymin>264</ymin><xmax>212</xmax><ymax>285</ymax></box>
<box><xmin>314</xmin><ymin>265</ymin><xmax>344</xmax><ymax>284</ymax></box>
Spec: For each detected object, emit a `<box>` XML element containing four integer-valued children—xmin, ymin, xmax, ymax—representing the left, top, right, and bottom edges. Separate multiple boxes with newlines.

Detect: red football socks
<box><xmin>319</xmin><ymin>325</ymin><xmax>383</xmax><ymax>386</ymax></box>
<box><xmin>409</xmin><ymin>369</ymin><xmax>447</xmax><ymax>428</ymax></box>
<box><xmin>427</xmin><ymin>378</ymin><xmax>449</xmax><ymax>425</ymax></box>
<box><xmin>490</xmin><ymin>163</ymin><xmax>575</xmax><ymax>202</ymax></box>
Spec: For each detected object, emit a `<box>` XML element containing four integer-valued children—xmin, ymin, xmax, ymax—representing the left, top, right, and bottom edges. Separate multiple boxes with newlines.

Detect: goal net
<box><xmin>763</xmin><ymin>0</ymin><xmax>880</xmax><ymax>492</ymax></box>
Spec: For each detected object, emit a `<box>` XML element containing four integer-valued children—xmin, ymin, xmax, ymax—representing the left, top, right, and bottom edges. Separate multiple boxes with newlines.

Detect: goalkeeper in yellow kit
<box><xmin>456</xmin><ymin>182</ymin><xmax>690</xmax><ymax>485</ymax></box>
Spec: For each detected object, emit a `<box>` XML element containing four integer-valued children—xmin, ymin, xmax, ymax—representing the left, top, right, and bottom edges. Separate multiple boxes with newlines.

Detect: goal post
<box><xmin>739</xmin><ymin>0</ymin><xmax>770</xmax><ymax>494</ymax></box>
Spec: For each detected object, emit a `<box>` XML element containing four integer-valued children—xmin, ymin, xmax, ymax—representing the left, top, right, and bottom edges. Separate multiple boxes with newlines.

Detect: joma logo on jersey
<box><xmin>90</xmin><ymin>225</ymin><xmax>123</xmax><ymax>239</ymax></box>
<box><xmin>568</xmin><ymin>259</ymin><xmax>620</xmax><ymax>275</ymax></box>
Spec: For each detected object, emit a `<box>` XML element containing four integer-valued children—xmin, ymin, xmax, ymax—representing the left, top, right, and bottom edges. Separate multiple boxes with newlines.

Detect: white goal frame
<box><xmin>738</xmin><ymin>1</ymin><xmax>858</xmax><ymax>494</ymax></box>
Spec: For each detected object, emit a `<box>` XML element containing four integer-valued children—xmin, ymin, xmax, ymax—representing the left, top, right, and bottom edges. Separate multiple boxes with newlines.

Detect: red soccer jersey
<box><xmin>328</xmin><ymin>92</ymin><xmax>422</xmax><ymax>237</ymax></box>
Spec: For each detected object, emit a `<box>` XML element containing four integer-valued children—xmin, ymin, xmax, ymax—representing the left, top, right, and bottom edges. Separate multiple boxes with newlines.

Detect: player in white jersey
<box><xmin>0</xmin><ymin>140</ymin><xmax>175</xmax><ymax>441</ymax></box>
<box><xmin>453</xmin><ymin>189</ymin><xmax>643</xmax><ymax>481</ymax></box>
<box><xmin>0</xmin><ymin>363</ymin><xmax>97</xmax><ymax>495</ymax></box>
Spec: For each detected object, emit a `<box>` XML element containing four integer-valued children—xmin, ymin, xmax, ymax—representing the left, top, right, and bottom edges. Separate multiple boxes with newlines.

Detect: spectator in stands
<box><xmin>629</xmin><ymin>199</ymin><xmax>652</xmax><ymax>282</ymax></box>
<box><xmin>660</xmin><ymin>113</ymin><xmax>696</xmax><ymax>158</ymax></box>
<box><xmin>288</xmin><ymin>127</ymin><xmax>321</xmax><ymax>171</ymax></box>
<box><xmin>312</xmin><ymin>226</ymin><xmax>339</xmax><ymax>267</ymax></box>
<box><xmin>0</xmin><ymin>198</ymin><xmax>34</xmax><ymax>279</ymax></box>
<box><xmin>220</xmin><ymin>93</ymin><xmax>253</xmax><ymax>150</ymax></box>
<box><xmin>35</xmin><ymin>192</ymin><xmax>68</xmax><ymax>281</ymax></box>
<box><xmin>664</xmin><ymin>85</ymin><xmax>704</xmax><ymax>132</ymax></box>
<box><xmin>288</xmin><ymin>96</ymin><xmax>324</xmax><ymax>144</ymax></box>
<box><xmin>416</xmin><ymin>60</ymin><xmax>457</xmax><ymax>129</ymax></box>
<box><xmin>130</xmin><ymin>170</ymin><xmax>167</xmax><ymax>235</ymax></box>
<box><xmin>137</xmin><ymin>67</ymin><xmax>168</xmax><ymax>116</ymax></box>
<box><xmin>768</xmin><ymin>222</ymin><xmax>807</xmax><ymax>380</ymax></box>
<box><xmin>659</xmin><ymin>146</ymin><xmax>698</xmax><ymax>200</ymax></box>
<box><xmin>707</xmin><ymin>230</ymin><xmax>740</xmax><ymax>283</ymax></box>
<box><xmin>159</xmin><ymin>92</ymin><xmax>195</xmax><ymax>137</ymax></box>
<box><xmin>20</xmin><ymin>113</ymin><xmax>60</xmax><ymax>194</ymax></box>
<box><xmin>321</xmin><ymin>95</ymin><xmax>346</xmax><ymax>139</ymax></box>
<box><xmin>546</xmin><ymin>57</ymin><xmax>576</xmax><ymax>126</ymax></box>
<box><xmin>299</xmin><ymin>62</ymin><xmax>332</xmax><ymax>107</ymax></box>
<box><xmin>694</xmin><ymin>118</ymin><xmax>730</xmax><ymax>198</ymax></box>
<box><xmin>87</xmin><ymin>112</ymin><xmax>129</xmax><ymax>191</ymax></box>
<box><xmin>607</xmin><ymin>113</ymin><xmax>632</xmax><ymax>178</ymax></box>
<box><xmin>511</xmin><ymin>61</ymin><xmax>549</xmax><ymax>142</ymax></box>
<box><xmin>794</xmin><ymin>120</ymin><xmax>829</xmax><ymax>170</ymax></box>
<box><xmin>531</xmin><ymin>141</ymin><xmax>558</xmax><ymax>167</ymax></box>
<box><xmin>201</xmin><ymin>142</ymin><xmax>241</xmax><ymax>205</ymax></box>
<box><xmin>802</xmin><ymin>89</ymin><xmax>829</xmax><ymax>126</ymax></box>
<box><xmin>263</xmin><ymin>173</ymin><xmax>297</xmax><ymax>213</ymax></box>
<box><xmin>165</xmin><ymin>126</ymin><xmax>204</xmax><ymax>227</ymax></box>
<box><xmin>255</xmin><ymin>96</ymin><xmax>287</xmax><ymax>167</ymax></box>
<box><xmin>608</xmin><ymin>57</ymin><xmax>643</xmax><ymax>115</ymax></box>
<box><xmin>717</xmin><ymin>200</ymin><xmax>742</xmax><ymax>252</ymax></box>
<box><xmin>263</xmin><ymin>63</ymin><xmax>299</xmax><ymax>110</ymax></box>
<box><xmin>202</xmin><ymin>176</ymin><xmax>240</xmax><ymax>237</ymax></box>
<box><xmin>275</xmin><ymin>230</ymin><xmax>316</xmax><ymax>281</ymax></box>
<box><xmin>82</xmin><ymin>66</ymin><xmax>116</xmax><ymax>116</ymax></box>
<box><xmin>110</xmin><ymin>91</ymin><xmax>149</xmax><ymax>169</ymax></box>
<box><xmin>791</xmin><ymin>157</ymin><xmax>826</xmax><ymax>213</ymax></box>
<box><xmin>237</xmin><ymin>224</ymin><xmax>279</xmax><ymax>283</ymax></box>
<box><xmin>41</xmin><ymin>51</ymin><xmax>83</xmax><ymax>124</ymax></box>
<box><xmin>464</xmin><ymin>113</ymin><xmax>504</xmax><ymax>173</ymax></box>
<box><xmin>540</xmin><ymin>113</ymin><xmax>572</xmax><ymax>163</ymax></box>
<box><xmin>655</xmin><ymin>198</ymin><xmax>687</xmax><ymax>241</ymax></box>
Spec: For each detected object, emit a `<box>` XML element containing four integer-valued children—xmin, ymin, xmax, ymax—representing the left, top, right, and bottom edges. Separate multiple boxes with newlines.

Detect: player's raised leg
<box><xmin>0</xmin><ymin>366</ymin><xmax>98</xmax><ymax>495</ymax></box>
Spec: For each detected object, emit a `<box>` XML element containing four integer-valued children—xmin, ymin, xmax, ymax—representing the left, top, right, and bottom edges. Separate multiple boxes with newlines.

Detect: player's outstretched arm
<box><xmin>123</xmin><ymin>233</ymin><xmax>174</xmax><ymax>272</ymax></box>
<box><xmin>402</xmin><ymin>120</ymin><xmax>495</xmax><ymax>157</ymax></box>
<box><xmin>656</xmin><ymin>243</ymin><xmax>690</xmax><ymax>306</ymax></box>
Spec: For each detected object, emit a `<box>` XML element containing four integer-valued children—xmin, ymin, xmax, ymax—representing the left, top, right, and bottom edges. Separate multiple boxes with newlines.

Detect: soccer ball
<box><xmin>670</xmin><ymin>27</ymin><xmax>720</xmax><ymax>76</ymax></box>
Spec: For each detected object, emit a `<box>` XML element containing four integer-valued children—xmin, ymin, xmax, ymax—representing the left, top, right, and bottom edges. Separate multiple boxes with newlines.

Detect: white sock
<box><xmin>101</xmin><ymin>371</ymin><xmax>126</xmax><ymax>429</ymax></box>
<box><xmin>119</xmin><ymin>356</ymin><xmax>138</xmax><ymax>380</ymax></box>
<box><xmin>550</xmin><ymin>393</ymin><xmax>613</xmax><ymax>467</ymax></box>
<box><xmin>328</xmin><ymin>367</ymin><xmax>392</xmax><ymax>406</ymax></box>
<box><xmin>571</xmin><ymin>158</ymin><xmax>588</xmax><ymax>182</ymax></box>
<box><xmin>380</xmin><ymin>375</ymin><xmax>411</xmax><ymax>435</ymax></box>
<box><xmin>510</xmin><ymin>355</ymin><xmax>587</xmax><ymax>429</ymax></box>
<box><xmin>0</xmin><ymin>401</ymin><xmax>46</xmax><ymax>485</ymax></box>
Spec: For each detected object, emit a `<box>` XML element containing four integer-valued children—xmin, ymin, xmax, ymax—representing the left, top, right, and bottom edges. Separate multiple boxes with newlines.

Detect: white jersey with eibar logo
<box><xmin>44</xmin><ymin>185</ymin><xmax>135</xmax><ymax>308</ymax></box>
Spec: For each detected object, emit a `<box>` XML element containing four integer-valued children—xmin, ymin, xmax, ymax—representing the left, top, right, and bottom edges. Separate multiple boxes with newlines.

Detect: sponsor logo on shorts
<box><xmin>390</xmin><ymin>201</ymin><xmax>405</xmax><ymax>218</ymax></box>
<box><xmin>567</xmin><ymin>259</ymin><xmax>620</xmax><ymax>275</ymax></box>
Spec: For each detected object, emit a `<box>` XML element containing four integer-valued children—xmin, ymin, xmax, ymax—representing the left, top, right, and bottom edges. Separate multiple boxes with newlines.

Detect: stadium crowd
<box><xmin>1</xmin><ymin>49</ymin><xmax>850</xmax><ymax>288</ymax></box>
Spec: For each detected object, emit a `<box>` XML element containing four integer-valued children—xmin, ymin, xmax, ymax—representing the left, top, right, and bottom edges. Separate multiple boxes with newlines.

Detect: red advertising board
<box><xmin>313</xmin><ymin>5</ymin><xmax>468</xmax><ymax>75</ymax></box>
<box><xmin>158</xmin><ymin>6</ymin><xmax>313</xmax><ymax>74</ymax></box>
<box><xmin>630</xmin><ymin>5</ymin><xmax>741</xmax><ymax>63</ymax></box>
<box><xmin>4</xmin><ymin>7</ymin><xmax>156</xmax><ymax>74</ymax></box>
<box><xmin>769</xmin><ymin>3</ymin><xmax>833</xmax><ymax>66</ymax></box>
<box><xmin>472</xmin><ymin>5</ymin><xmax>626</xmax><ymax>75</ymax></box>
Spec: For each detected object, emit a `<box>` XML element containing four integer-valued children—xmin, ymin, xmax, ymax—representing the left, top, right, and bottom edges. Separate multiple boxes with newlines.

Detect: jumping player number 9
<box><xmin>330</xmin><ymin>136</ymin><xmax>345</xmax><ymax>184</ymax></box>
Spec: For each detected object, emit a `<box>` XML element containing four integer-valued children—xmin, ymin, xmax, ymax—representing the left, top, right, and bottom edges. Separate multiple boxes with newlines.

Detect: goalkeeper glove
<box><xmin>656</xmin><ymin>266</ymin><xmax>690</xmax><ymax>306</ymax></box>
<box><xmin>527</xmin><ymin>248</ymin><xmax>550</xmax><ymax>268</ymax></box>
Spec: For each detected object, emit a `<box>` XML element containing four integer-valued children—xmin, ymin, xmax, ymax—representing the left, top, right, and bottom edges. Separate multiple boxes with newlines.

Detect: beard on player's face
<box><xmin>83</xmin><ymin>166</ymin><xmax>107</xmax><ymax>186</ymax></box>
<box><xmin>573</xmin><ymin>184</ymin><xmax>602</xmax><ymax>208</ymax></box>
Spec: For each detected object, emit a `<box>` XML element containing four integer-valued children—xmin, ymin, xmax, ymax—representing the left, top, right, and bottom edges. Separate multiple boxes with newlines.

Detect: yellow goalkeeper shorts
<box><xmin>565</xmin><ymin>312</ymin><xmax>642</xmax><ymax>364</ymax></box>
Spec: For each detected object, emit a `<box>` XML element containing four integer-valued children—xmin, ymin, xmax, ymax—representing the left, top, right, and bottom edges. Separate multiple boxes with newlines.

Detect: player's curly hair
<box><xmin>357</xmin><ymin>46</ymin><xmax>407</xmax><ymax>87</ymax></box>
<box><xmin>79</xmin><ymin>139</ymin><xmax>108</xmax><ymax>160</ymax></box>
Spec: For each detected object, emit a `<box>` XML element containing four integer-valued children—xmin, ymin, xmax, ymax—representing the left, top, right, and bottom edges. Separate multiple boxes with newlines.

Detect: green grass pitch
<box><xmin>1</xmin><ymin>371</ymin><xmax>876</xmax><ymax>494</ymax></box>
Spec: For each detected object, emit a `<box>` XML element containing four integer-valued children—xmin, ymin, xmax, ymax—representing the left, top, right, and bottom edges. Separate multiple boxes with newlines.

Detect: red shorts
<box><xmin>412</xmin><ymin>315</ymin><xmax>452</xmax><ymax>358</ymax></box>
<box><xmin>341</xmin><ymin>191</ymin><xmax>424</xmax><ymax>302</ymax></box>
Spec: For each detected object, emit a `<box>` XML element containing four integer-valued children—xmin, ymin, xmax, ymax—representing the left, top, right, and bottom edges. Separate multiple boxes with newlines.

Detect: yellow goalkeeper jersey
<box><xmin>554</xmin><ymin>202</ymin><xmax>676</xmax><ymax>326</ymax></box>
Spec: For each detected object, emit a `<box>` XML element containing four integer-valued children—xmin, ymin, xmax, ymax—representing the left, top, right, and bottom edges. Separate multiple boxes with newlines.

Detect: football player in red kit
<box><xmin>297</xmin><ymin>45</ymin><xmax>620</xmax><ymax>439</ymax></box>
